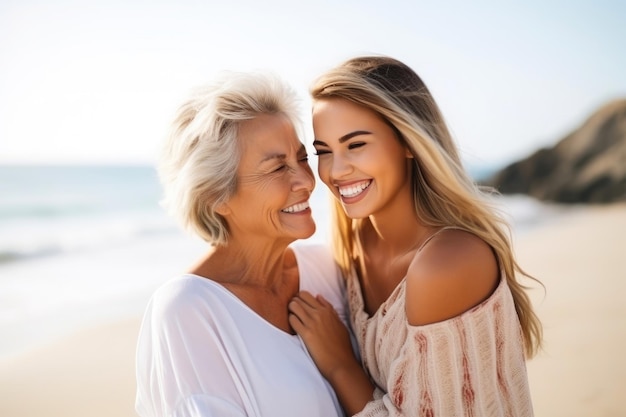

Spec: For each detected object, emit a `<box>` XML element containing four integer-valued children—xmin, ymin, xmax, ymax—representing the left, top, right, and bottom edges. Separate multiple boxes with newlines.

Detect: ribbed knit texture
<box><xmin>349</xmin><ymin>276</ymin><xmax>534</xmax><ymax>416</ymax></box>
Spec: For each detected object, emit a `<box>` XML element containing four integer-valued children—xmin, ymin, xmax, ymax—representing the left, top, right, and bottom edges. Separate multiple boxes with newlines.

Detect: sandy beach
<box><xmin>0</xmin><ymin>318</ymin><xmax>141</xmax><ymax>417</ymax></box>
<box><xmin>1</xmin><ymin>203</ymin><xmax>624</xmax><ymax>417</ymax></box>
<box><xmin>519</xmin><ymin>203</ymin><xmax>626</xmax><ymax>417</ymax></box>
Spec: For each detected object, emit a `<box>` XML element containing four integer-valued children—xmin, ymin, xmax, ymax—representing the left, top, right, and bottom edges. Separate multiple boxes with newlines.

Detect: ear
<box><xmin>405</xmin><ymin>147</ymin><xmax>414</xmax><ymax>158</ymax></box>
<box><xmin>214</xmin><ymin>201</ymin><xmax>231</xmax><ymax>216</ymax></box>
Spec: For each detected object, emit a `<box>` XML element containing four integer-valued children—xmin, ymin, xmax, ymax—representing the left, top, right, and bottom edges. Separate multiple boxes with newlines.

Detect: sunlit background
<box><xmin>2</xmin><ymin>0</ymin><xmax>626</xmax><ymax>357</ymax></box>
<box><xmin>2</xmin><ymin>0</ymin><xmax>625</xmax><ymax>363</ymax></box>
<box><xmin>2</xmin><ymin>0</ymin><xmax>625</xmax><ymax>166</ymax></box>
<box><xmin>1</xmin><ymin>2</ymin><xmax>625</xmax><ymax>416</ymax></box>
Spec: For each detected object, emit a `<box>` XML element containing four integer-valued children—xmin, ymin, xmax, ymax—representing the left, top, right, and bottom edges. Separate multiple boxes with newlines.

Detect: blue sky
<box><xmin>1</xmin><ymin>0</ymin><xmax>624</xmax><ymax>167</ymax></box>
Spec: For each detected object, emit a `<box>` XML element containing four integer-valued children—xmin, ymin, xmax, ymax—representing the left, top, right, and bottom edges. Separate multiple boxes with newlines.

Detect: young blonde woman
<box><xmin>289</xmin><ymin>56</ymin><xmax>542</xmax><ymax>416</ymax></box>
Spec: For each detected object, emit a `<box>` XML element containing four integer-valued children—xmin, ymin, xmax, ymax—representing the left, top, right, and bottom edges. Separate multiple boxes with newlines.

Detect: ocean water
<box><xmin>0</xmin><ymin>165</ymin><xmax>169</xmax><ymax>263</ymax></box>
<box><xmin>0</xmin><ymin>164</ymin><xmax>561</xmax><ymax>357</ymax></box>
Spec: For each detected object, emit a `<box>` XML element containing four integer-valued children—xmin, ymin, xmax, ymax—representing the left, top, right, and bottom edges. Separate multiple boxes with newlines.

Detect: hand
<box><xmin>289</xmin><ymin>291</ymin><xmax>375</xmax><ymax>414</ymax></box>
<box><xmin>288</xmin><ymin>291</ymin><xmax>358</xmax><ymax>380</ymax></box>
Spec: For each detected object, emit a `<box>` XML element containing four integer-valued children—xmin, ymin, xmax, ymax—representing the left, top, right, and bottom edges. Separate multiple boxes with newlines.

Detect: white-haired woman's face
<box><xmin>219</xmin><ymin>114</ymin><xmax>316</xmax><ymax>243</ymax></box>
<box><xmin>312</xmin><ymin>98</ymin><xmax>413</xmax><ymax>220</ymax></box>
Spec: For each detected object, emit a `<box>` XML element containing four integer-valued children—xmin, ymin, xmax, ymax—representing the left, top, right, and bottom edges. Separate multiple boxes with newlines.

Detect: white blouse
<box><xmin>135</xmin><ymin>244</ymin><xmax>348</xmax><ymax>417</ymax></box>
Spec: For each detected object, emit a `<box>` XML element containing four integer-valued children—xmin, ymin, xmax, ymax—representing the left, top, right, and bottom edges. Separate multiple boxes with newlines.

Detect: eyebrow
<box><xmin>313</xmin><ymin>130</ymin><xmax>372</xmax><ymax>147</ymax></box>
<box><xmin>259</xmin><ymin>144</ymin><xmax>307</xmax><ymax>164</ymax></box>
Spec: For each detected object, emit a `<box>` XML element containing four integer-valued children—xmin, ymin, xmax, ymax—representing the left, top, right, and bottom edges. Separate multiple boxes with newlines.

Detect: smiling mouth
<box><xmin>338</xmin><ymin>180</ymin><xmax>371</xmax><ymax>198</ymax></box>
<box><xmin>281</xmin><ymin>201</ymin><xmax>310</xmax><ymax>213</ymax></box>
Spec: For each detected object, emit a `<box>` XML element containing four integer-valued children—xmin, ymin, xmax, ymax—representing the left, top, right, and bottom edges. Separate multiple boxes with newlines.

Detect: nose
<box><xmin>329</xmin><ymin>153</ymin><xmax>352</xmax><ymax>179</ymax></box>
<box><xmin>292</xmin><ymin>163</ymin><xmax>315</xmax><ymax>193</ymax></box>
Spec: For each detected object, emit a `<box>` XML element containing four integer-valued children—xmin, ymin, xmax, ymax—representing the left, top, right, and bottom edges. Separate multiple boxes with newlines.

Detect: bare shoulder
<box><xmin>405</xmin><ymin>229</ymin><xmax>499</xmax><ymax>326</ymax></box>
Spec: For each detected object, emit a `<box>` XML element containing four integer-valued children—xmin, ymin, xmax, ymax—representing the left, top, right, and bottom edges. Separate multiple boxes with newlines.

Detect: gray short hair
<box><xmin>158</xmin><ymin>71</ymin><xmax>301</xmax><ymax>245</ymax></box>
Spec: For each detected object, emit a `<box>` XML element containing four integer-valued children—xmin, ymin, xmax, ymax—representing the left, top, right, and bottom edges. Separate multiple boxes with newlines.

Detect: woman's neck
<box><xmin>365</xmin><ymin>189</ymin><xmax>429</xmax><ymax>257</ymax></box>
<box><xmin>189</xmin><ymin>236</ymin><xmax>300</xmax><ymax>335</ymax></box>
<box><xmin>190</xmin><ymin>236</ymin><xmax>292</xmax><ymax>290</ymax></box>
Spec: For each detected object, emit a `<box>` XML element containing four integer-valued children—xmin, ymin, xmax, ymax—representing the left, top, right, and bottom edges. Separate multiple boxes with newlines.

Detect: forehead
<box><xmin>312</xmin><ymin>98</ymin><xmax>388</xmax><ymax>137</ymax></box>
<box><xmin>313</xmin><ymin>98</ymin><xmax>381</xmax><ymax>123</ymax></box>
<box><xmin>237</xmin><ymin>113</ymin><xmax>302</xmax><ymax>160</ymax></box>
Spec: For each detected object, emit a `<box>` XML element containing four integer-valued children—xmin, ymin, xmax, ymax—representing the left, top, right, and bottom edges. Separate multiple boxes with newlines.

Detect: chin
<box><xmin>297</xmin><ymin>223</ymin><xmax>316</xmax><ymax>239</ymax></box>
<box><xmin>280</xmin><ymin>222</ymin><xmax>316</xmax><ymax>241</ymax></box>
<box><xmin>341</xmin><ymin>206</ymin><xmax>371</xmax><ymax>220</ymax></box>
<box><xmin>300</xmin><ymin>225</ymin><xmax>316</xmax><ymax>239</ymax></box>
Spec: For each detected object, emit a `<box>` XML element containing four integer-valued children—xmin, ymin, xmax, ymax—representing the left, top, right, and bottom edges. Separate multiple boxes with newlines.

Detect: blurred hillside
<box><xmin>485</xmin><ymin>99</ymin><xmax>626</xmax><ymax>203</ymax></box>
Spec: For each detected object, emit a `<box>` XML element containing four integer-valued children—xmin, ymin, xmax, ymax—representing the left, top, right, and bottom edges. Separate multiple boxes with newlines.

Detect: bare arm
<box><xmin>289</xmin><ymin>291</ymin><xmax>375</xmax><ymax>415</ymax></box>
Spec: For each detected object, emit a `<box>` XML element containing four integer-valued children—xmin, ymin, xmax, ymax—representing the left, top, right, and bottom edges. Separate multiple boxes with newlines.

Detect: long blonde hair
<box><xmin>311</xmin><ymin>56</ymin><xmax>542</xmax><ymax>357</ymax></box>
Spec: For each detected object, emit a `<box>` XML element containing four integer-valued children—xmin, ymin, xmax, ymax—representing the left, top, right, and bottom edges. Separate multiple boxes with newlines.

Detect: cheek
<box><xmin>316</xmin><ymin>158</ymin><xmax>332</xmax><ymax>183</ymax></box>
<box><xmin>304</xmin><ymin>164</ymin><xmax>316</xmax><ymax>184</ymax></box>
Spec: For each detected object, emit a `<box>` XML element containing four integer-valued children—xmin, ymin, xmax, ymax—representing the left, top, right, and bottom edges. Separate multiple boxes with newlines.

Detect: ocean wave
<box><xmin>0</xmin><ymin>164</ymin><xmax>163</xmax><ymax>221</ymax></box>
<box><xmin>0</xmin><ymin>204</ymin><xmax>104</xmax><ymax>219</ymax></box>
<box><xmin>0</xmin><ymin>216</ymin><xmax>179</xmax><ymax>265</ymax></box>
<box><xmin>0</xmin><ymin>247</ymin><xmax>61</xmax><ymax>264</ymax></box>
<box><xmin>493</xmin><ymin>194</ymin><xmax>570</xmax><ymax>232</ymax></box>
<box><xmin>0</xmin><ymin>196</ymin><xmax>163</xmax><ymax>221</ymax></box>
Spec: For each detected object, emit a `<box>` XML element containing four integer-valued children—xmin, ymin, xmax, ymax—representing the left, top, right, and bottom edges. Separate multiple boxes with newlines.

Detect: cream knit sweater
<box><xmin>349</xmin><ymin>274</ymin><xmax>533</xmax><ymax>416</ymax></box>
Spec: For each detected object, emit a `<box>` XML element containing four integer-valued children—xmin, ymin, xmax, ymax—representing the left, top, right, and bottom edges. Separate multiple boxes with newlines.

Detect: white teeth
<box><xmin>281</xmin><ymin>201</ymin><xmax>310</xmax><ymax>213</ymax></box>
<box><xmin>338</xmin><ymin>181</ymin><xmax>371</xmax><ymax>198</ymax></box>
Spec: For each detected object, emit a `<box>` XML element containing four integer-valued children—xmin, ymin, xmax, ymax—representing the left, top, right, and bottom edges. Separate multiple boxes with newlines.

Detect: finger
<box><xmin>288</xmin><ymin>312</ymin><xmax>305</xmax><ymax>333</ymax></box>
<box><xmin>296</xmin><ymin>291</ymin><xmax>322</xmax><ymax>308</ymax></box>
<box><xmin>288</xmin><ymin>306</ymin><xmax>317</xmax><ymax>338</ymax></box>
<box><xmin>315</xmin><ymin>294</ymin><xmax>333</xmax><ymax>309</ymax></box>
<box><xmin>288</xmin><ymin>299</ymin><xmax>312</xmax><ymax>322</ymax></box>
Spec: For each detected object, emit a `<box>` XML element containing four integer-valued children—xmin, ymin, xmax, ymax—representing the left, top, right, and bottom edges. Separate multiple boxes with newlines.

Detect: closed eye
<box><xmin>348</xmin><ymin>142</ymin><xmax>365</xmax><ymax>150</ymax></box>
<box><xmin>314</xmin><ymin>148</ymin><xmax>330</xmax><ymax>156</ymax></box>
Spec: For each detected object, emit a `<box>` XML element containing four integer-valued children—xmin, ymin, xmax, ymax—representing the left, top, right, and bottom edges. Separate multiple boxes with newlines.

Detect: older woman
<box><xmin>135</xmin><ymin>72</ymin><xmax>348</xmax><ymax>417</ymax></box>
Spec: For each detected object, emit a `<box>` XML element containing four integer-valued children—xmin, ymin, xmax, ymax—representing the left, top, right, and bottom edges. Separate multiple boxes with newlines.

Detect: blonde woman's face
<box><xmin>312</xmin><ymin>98</ymin><xmax>413</xmax><ymax>220</ymax></box>
<box><xmin>221</xmin><ymin>114</ymin><xmax>316</xmax><ymax>242</ymax></box>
